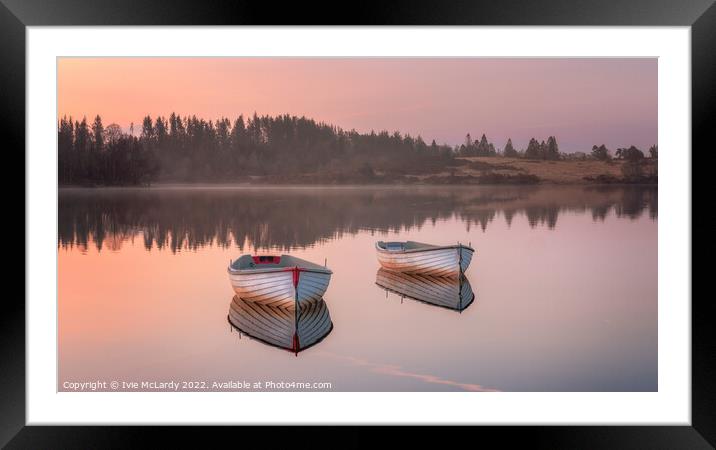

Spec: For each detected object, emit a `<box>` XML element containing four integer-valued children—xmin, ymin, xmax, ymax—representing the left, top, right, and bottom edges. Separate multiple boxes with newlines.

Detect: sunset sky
<box><xmin>58</xmin><ymin>58</ymin><xmax>657</xmax><ymax>153</ymax></box>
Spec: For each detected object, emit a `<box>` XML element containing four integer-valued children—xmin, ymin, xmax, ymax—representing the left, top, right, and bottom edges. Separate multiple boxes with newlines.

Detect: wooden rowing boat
<box><xmin>228</xmin><ymin>255</ymin><xmax>332</xmax><ymax>309</ymax></box>
<box><xmin>375</xmin><ymin>241</ymin><xmax>474</xmax><ymax>277</ymax></box>
<box><xmin>375</xmin><ymin>268</ymin><xmax>475</xmax><ymax>312</ymax></box>
<box><xmin>228</xmin><ymin>296</ymin><xmax>333</xmax><ymax>354</ymax></box>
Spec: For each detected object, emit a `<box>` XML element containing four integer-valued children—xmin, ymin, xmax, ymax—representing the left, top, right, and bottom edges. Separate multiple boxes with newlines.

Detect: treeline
<box><xmin>457</xmin><ymin>133</ymin><xmax>498</xmax><ymax>157</ymax></box>
<box><xmin>58</xmin><ymin>116</ymin><xmax>159</xmax><ymax>186</ymax></box>
<box><xmin>456</xmin><ymin>134</ymin><xmax>560</xmax><ymax>160</ymax></box>
<box><xmin>590</xmin><ymin>144</ymin><xmax>658</xmax><ymax>161</ymax></box>
<box><xmin>460</xmin><ymin>133</ymin><xmax>657</xmax><ymax>163</ymax></box>
<box><xmin>58</xmin><ymin>113</ymin><xmax>658</xmax><ymax>186</ymax></box>
<box><xmin>59</xmin><ymin>113</ymin><xmax>455</xmax><ymax>185</ymax></box>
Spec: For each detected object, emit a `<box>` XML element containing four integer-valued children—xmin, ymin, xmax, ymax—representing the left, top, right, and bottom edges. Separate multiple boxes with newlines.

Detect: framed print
<box><xmin>5</xmin><ymin>0</ymin><xmax>713</xmax><ymax>447</ymax></box>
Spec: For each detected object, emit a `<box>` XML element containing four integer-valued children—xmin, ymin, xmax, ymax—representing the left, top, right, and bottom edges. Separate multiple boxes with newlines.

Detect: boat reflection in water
<box><xmin>375</xmin><ymin>268</ymin><xmax>475</xmax><ymax>312</ymax></box>
<box><xmin>228</xmin><ymin>296</ymin><xmax>333</xmax><ymax>355</ymax></box>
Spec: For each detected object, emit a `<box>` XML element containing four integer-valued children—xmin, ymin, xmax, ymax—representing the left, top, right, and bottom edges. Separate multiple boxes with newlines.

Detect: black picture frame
<box><xmin>3</xmin><ymin>0</ymin><xmax>712</xmax><ymax>447</ymax></box>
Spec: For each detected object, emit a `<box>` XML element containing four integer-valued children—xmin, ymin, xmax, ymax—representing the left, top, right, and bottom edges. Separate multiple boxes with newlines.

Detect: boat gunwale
<box><xmin>375</xmin><ymin>241</ymin><xmax>475</xmax><ymax>255</ymax></box>
<box><xmin>227</xmin><ymin>266</ymin><xmax>333</xmax><ymax>275</ymax></box>
<box><xmin>228</xmin><ymin>254</ymin><xmax>332</xmax><ymax>275</ymax></box>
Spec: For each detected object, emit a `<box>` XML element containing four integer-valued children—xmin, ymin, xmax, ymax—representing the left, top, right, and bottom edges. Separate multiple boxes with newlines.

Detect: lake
<box><xmin>58</xmin><ymin>185</ymin><xmax>657</xmax><ymax>392</ymax></box>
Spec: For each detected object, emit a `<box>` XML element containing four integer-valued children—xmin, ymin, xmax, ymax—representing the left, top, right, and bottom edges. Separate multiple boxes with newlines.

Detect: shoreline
<box><xmin>58</xmin><ymin>181</ymin><xmax>658</xmax><ymax>190</ymax></box>
<box><xmin>57</xmin><ymin>157</ymin><xmax>657</xmax><ymax>188</ymax></box>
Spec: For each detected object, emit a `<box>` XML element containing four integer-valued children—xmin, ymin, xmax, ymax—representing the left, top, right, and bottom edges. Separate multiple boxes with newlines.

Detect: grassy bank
<box><xmin>58</xmin><ymin>157</ymin><xmax>658</xmax><ymax>187</ymax></box>
<box><xmin>430</xmin><ymin>157</ymin><xmax>658</xmax><ymax>185</ymax></box>
<box><xmin>213</xmin><ymin>157</ymin><xmax>657</xmax><ymax>185</ymax></box>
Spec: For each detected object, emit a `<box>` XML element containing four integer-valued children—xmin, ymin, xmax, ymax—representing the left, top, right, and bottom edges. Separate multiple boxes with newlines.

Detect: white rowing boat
<box><xmin>375</xmin><ymin>268</ymin><xmax>475</xmax><ymax>311</ymax></box>
<box><xmin>375</xmin><ymin>241</ymin><xmax>474</xmax><ymax>277</ymax></box>
<box><xmin>228</xmin><ymin>296</ymin><xmax>333</xmax><ymax>354</ymax></box>
<box><xmin>228</xmin><ymin>255</ymin><xmax>332</xmax><ymax>309</ymax></box>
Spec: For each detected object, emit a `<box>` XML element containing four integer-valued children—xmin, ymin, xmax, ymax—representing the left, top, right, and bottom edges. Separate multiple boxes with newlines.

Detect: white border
<box><xmin>27</xmin><ymin>27</ymin><xmax>690</xmax><ymax>425</ymax></box>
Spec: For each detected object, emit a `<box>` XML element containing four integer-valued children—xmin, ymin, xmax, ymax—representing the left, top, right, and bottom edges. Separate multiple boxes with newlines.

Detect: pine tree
<box><xmin>141</xmin><ymin>116</ymin><xmax>154</xmax><ymax>143</ymax></box>
<box><xmin>477</xmin><ymin>133</ymin><xmax>489</xmax><ymax>156</ymax></box>
<box><xmin>155</xmin><ymin>116</ymin><xmax>167</xmax><ymax>144</ymax></box>
<box><xmin>58</xmin><ymin>116</ymin><xmax>74</xmax><ymax>183</ymax></box>
<box><xmin>503</xmin><ymin>138</ymin><xmax>518</xmax><ymax>157</ymax></box>
<box><xmin>92</xmin><ymin>115</ymin><xmax>104</xmax><ymax>151</ymax></box>
<box><xmin>546</xmin><ymin>136</ymin><xmax>559</xmax><ymax>160</ymax></box>
<box><xmin>525</xmin><ymin>138</ymin><xmax>541</xmax><ymax>159</ymax></box>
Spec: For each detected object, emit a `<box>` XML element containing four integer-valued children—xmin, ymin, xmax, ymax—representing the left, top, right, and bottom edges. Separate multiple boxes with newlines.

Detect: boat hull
<box><xmin>375</xmin><ymin>268</ymin><xmax>475</xmax><ymax>311</ymax></box>
<box><xmin>228</xmin><ymin>268</ymin><xmax>330</xmax><ymax>309</ymax></box>
<box><xmin>228</xmin><ymin>296</ymin><xmax>333</xmax><ymax>353</ymax></box>
<box><xmin>376</xmin><ymin>244</ymin><xmax>473</xmax><ymax>277</ymax></box>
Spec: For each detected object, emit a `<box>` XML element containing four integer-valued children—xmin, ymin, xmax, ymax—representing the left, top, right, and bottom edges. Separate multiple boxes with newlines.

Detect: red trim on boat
<box><xmin>292</xmin><ymin>332</ymin><xmax>300</xmax><ymax>352</ymax></box>
<box><xmin>280</xmin><ymin>266</ymin><xmax>305</xmax><ymax>287</ymax></box>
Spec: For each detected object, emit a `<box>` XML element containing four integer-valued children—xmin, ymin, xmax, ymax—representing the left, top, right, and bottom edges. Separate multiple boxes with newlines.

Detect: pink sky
<box><xmin>58</xmin><ymin>58</ymin><xmax>657</xmax><ymax>153</ymax></box>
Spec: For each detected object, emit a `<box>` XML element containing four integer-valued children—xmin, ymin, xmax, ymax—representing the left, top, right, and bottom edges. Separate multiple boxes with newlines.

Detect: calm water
<box><xmin>58</xmin><ymin>185</ymin><xmax>657</xmax><ymax>392</ymax></box>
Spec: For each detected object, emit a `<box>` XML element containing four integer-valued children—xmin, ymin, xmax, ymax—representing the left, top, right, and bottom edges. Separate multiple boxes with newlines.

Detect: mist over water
<box><xmin>58</xmin><ymin>185</ymin><xmax>657</xmax><ymax>392</ymax></box>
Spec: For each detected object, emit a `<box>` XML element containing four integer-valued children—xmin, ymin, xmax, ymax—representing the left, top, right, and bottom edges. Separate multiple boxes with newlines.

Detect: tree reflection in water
<box><xmin>58</xmin><ymin>186</ymin><xmax>657</xmax><ymax>253</ymax></box>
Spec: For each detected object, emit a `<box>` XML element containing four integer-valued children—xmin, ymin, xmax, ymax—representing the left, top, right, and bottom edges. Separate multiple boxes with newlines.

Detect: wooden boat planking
<box><xmin>228</xmin><ymin>254</ymin><xmax>332</xmax><ymax>309</ymax></box>
<box><xmin>375</xmin><ymin>241</ymin><xmax>474</xmax><ymax>277</ymax></box>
